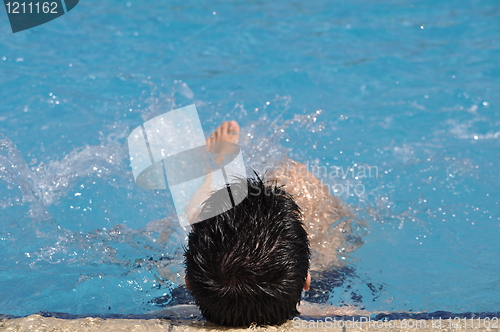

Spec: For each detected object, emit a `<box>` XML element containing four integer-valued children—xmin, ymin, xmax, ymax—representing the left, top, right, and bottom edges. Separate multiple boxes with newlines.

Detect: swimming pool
<box><xmin>0</xmin><ymin>0</ymin><xmax>499</xmax><ymax>319</ymax></box>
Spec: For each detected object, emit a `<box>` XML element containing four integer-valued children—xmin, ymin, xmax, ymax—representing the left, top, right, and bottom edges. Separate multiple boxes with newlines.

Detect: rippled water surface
<box><xmin>0</xmin><ymin>0</ymin><xmax>499</xmax><ymax>317</ymax></box>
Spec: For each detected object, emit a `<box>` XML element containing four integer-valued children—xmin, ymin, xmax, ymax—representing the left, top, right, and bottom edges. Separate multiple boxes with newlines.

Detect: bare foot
<box><xmin>206</xmin><ymin>120</ymin><xmax>240</xmax><ymax>164</ymax></box>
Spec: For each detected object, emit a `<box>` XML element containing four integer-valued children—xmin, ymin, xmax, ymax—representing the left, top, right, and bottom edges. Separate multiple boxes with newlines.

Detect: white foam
<box><xmin>0</xmin><ymin>131</ymin><xmax>127</xmax><ymax>222</ymax></box>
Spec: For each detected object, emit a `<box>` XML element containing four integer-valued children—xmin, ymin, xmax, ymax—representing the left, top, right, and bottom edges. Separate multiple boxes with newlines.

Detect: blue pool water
<box><xmin>0</xmin><ymin>0</ymin><xmax>499</xmax><ymax>318</ymax></box>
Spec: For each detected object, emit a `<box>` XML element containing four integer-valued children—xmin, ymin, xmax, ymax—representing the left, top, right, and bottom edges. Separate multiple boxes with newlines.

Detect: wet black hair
<box><xmin>184</xmin><ymin>176</ymin><xmax>310</xmax><ymax>327</ymax></box>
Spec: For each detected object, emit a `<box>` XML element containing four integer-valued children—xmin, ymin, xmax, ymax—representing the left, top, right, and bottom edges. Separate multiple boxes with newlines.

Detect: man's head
<box><xmin>184</xmin><ymin>176</ymin><xmax>310</xmax><ymax>327</ymax></box>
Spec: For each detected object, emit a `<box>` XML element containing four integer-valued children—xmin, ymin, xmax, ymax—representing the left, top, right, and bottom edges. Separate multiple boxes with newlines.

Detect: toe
<box><xmin>206</xmin><ymin>136</ymin><xmax>212</xmax><ymax>151</ymax></box>
<box><xmin>220</xmin><ymin>121</ymin><xmax>230</xmax><ymax>137</ymax></box>
<box><xmin>228</xmin><ymin>120</ymin><xmax>240</xmax><ymax>144</ymax></box>
<box><xmin>228</xmin><ymin>120</ymin><xmax>240</xmax><ymax>135</ymax></box>
<box><xmin>213</xmin><ymin>122</ymin><xmax>224</xmax><ymax>140</ymax></box>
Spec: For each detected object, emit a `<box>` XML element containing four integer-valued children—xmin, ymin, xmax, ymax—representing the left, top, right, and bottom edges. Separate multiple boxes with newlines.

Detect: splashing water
<box><xmin>0</xmin><ymin>99</ymin><xmax>377</xmax><ymax>316</ymax></box>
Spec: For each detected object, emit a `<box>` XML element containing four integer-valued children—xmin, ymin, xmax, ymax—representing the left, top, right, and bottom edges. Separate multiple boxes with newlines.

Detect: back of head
<box><xmin>184</xmin><ymin>177</ymin><xmax>310</xmax><ymax>327</ymax></box>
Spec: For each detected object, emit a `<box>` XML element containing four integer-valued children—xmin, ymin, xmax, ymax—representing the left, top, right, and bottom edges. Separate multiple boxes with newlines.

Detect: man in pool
<box><xmin>182</xmin><ymin>121</ymin><xmax>355</xmax><ymax>327</ymax></box>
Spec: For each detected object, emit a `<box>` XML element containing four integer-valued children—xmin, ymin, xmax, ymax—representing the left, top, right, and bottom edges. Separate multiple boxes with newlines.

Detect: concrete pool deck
<box><xmin>1</xmin><ymin>316</ymin><xmax>499</xmax><ymax>332</ymax></box>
